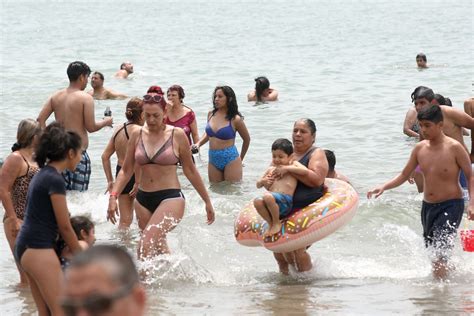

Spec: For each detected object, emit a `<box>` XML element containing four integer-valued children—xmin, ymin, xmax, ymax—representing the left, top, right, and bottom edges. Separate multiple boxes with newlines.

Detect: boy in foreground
<box><xmin>367</xmin><ymin>105</ymin><xmax>474</xmax><ymax>280</ymax></box>
<box><xmin>254</xmin><ymin>138</ymin><xmax>305</xmax><ymax>236</ymax></box>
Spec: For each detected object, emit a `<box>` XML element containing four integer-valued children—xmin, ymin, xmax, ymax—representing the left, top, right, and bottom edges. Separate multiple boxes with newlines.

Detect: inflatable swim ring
<box><xmin>234</xmin><ymin>178</ymin><xmax>359</xmax><ymax>253</ymax></box>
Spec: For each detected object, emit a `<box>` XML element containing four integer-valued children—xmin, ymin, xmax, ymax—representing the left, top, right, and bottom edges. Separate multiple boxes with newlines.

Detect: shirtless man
<box><xmin>115</xmin><ymin>61</ymin><xmax>134</xmax><ymax>79</ymax></box>
<box><xmin>411</xmin><ymin>86</ymin><xmax>474</xmax><ymax>192</ymax></box>
<box><xmin>37</xmin><ymin>61</ymin><xmax>113</xmax><ymax>191</ymax></box>
<box><xmin>368</xmin><ymin>105</ymin><xmax>474</xmax><ymax>280</ymax></box>
<box><xmin>463</xmin><ymin>97</ymin><xmax>474</xmax><ymax>162</ymax></box>
<box><xmin>88</xmin><ymin>71</ymin><xmax>127</xmax><ymax>100</ymax></box>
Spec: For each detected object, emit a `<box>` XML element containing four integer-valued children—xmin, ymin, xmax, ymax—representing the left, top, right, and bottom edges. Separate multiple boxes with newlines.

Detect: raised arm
<box><xmin>178</xmin><ymin>128</ymin><xmax>215</xmax><ymax>224</ymax></box>
<box><xmin>37</xmin><ymin>96</ymin><xmax>54</xmax><ymax>128</ymax></box>
<box><xmin>83</xmin><ymin>94</ymin><xmax>113</xmax><ymax>132</ymax></box>
<box><xmin>235</xmin><ymin>116</ymin><xmax>250</xmax><ymax>161</ymax></box>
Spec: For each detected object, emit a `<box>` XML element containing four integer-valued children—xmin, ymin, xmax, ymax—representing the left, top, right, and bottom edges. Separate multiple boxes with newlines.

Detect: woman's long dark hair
<box><xmin>212</xmin><ymin>86</ymin><xmax>243</xmax><ymax>120</ymax></box>
<box><xmin>35</xmin><ymin>122</ymin><xmax>82</xmax><ymax>168</ymax></box>
<box><xmin>254</xmin><ymin>76</ymin><xmax>270</xmax><ymax>102</ymax></box>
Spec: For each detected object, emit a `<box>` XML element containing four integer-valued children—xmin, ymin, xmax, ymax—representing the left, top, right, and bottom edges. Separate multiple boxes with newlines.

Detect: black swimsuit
<box><xmin>114</xmin><ymin>123</ymin><xmax>136</xmax><ymax>195</ymax></box>
<box><xmin>292</xmin><ymin>147</ymin><xmax>325</xmax><ymax>210</ymax></box>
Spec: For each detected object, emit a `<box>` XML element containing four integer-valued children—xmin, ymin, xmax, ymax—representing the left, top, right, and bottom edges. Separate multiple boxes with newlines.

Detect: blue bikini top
<box><xmin>205</xmin><ymin>117</ymin><xmax>236</xmax><ymax>140</ymax></box>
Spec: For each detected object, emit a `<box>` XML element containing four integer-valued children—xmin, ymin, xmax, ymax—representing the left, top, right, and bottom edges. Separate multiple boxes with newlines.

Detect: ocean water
<box><xmin>1</xmin><ymin>0</ymin><xmax>473</xmax><ymax>315</ymax></box>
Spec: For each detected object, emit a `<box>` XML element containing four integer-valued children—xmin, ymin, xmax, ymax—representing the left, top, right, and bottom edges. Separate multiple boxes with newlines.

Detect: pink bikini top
<box><xmin>135</xmin><ymin>128</ymin><xmax>180</xmax><ymax>166</ymax></box>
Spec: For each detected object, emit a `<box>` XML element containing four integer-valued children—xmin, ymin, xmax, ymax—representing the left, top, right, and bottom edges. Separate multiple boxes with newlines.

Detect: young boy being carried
<box><xmin>367</xmin><ymin>105</ymin><xmax>474</xmax><ymax>280</ymax></box>
<box><xmin>254</xmin><ymin>138</ymin><xmax>306</xmax><ymax>236</ymax></box>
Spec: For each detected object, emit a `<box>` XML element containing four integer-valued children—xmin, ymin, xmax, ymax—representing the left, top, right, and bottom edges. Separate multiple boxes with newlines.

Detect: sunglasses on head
<box><xmin>61</xmin><ymin>282</ymin><xmax>134</xmax><ymax>316</ymax></box>
<box><xmin>143</xmin><ymin>94</ymin><xmax>163</xmax><ymax>103</ymax></box>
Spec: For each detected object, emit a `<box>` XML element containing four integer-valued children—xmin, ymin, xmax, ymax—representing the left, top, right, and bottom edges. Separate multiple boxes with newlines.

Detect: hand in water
<box><xmin>205</xmin><ymin>201</ymin><xmax>215</xmax><ymax>225</ymax></box>
<box><xmin>367</xmin><ymin>186</ymin><xmax>385</xmax><ymax>199</ymax></box>
<box><xmin>107</xmin><ymin>198</ymin><xmax>119</xmax><ymax>224</ymax></box>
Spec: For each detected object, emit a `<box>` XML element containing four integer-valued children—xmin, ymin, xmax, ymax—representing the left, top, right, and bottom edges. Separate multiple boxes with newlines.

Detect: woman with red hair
<box><xmin>107</xmin><ymin>86</ymin><xmax>215</xmax><ymax>259</ymax></box>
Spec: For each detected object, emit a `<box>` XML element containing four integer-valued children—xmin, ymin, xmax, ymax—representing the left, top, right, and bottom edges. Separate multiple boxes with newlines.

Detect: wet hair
<box><xmin>67</xmin><ymin>61</ymin><xmax>91</xmax><ymax>82</ymax></box>
<box><xmin>411</xmin><ymin>86</ymin><xmax>434</xmax><ymax>102</ymax></box>
<box><xmin>324</xmin><ymin>149</ymin><xmax>336</xmax><ymax>172</ymax></box>
<box><xmin>11</xmin><ymin>119</ymin><xmax>42</xmax><ymax>152</ymax></box>
<box><xmin>125</xmin><ymin>97</ymin><xmax>144</xmax><ymax>123</ymax></box>
<box><xmin>70</xmin><ymin>216</ymin><xmax>94</xmax><ymax>240</ymax></box>
<box><xmin>68</xmin><ymin>244</ymin><xmax>139</xmax><ymax>287</ymax></box>
<box><xmin>93</xmin><ymin>71</ymin><xmax>104</xmax><ymax>81</ymax></box>
<box><xmin>120</xmin><ymin>62</ymin><xmax>127</xmax><ymax>70</ymax></box>
<box><xmin>167</xmin><ymin>85</ymin><xmax>185</xmax><ymax>100</ymax></box>
<box><xmin>295</xmin><ymin>118</ymin><xmax>317</xmax><ymax>136</ymax></box>
<box><xmin>34</xmin><ymin>122</ymin><xmax>82</xmax><ymax>168</ymax></box>
<box><xmin>255</xmin><ymin>76</ymin><xmax>270</xmax><ymax>102</ymax></box>
<box><xmin>271</xmin><ymin>138</ymin><xmax>293</xmax><ymax>156</ymax></box>
<box><xmin>416</xmin><ymin>53</ymin><xmax>427</xmax><ymax>62</ymax></box>
<box><xmin>433</xmin><ymin>93</ymin><xmax>452</xmax><ymax>107</ymax></box>
<box><xmin>417</xmin><ymin>104</ymin><xmax>443</xmax><ymax>123</ymax></box>
<box><xmin>212</xmin><ymin>86</ymin><xmax>243</xmax><ymax>120</ymax></box>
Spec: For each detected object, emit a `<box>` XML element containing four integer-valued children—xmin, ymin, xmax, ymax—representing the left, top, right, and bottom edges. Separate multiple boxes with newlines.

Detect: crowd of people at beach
<box><xmin>0</xmin><ymin>55</ymin><xmax>473</xmax><ymax>315</ymax></box>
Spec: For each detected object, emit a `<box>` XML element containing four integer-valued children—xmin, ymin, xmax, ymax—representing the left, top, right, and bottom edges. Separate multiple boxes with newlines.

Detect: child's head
<box><xmin>417</xmin><ymin>105</ymin><xmax>444</xmax><ymax>139</ymax></box>
<box><xmin>70</xmin><ymin>216</ymin><xmax>95</xmax><ymax>246</ymax></box>
<box><xmin>324</xmin><ymin>149</ymin><xmax>336</xmax><ymax>172</ymax></box>
<box><xmin>271</xmin><ymin>138</ymin><xmax>293</xmax><ymax>166</ymax></box>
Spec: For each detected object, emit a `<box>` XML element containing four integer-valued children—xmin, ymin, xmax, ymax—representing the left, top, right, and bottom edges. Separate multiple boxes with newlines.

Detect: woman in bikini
<box><xmin>102</xmin><ymin>97</ymin><xmax>144</xmax><ymax>229</ymax></box>
<box><xmin>0</xmin><ymin>119</ymin><xmax>42</xmax><ymax>285</ymax></box>
<box><xmin>107</xmin><ymin>87</ymin><xmax>215</xmax><ymax>259</ymax></box>
<box><xmin>166</xmin><ymin>84</ymin><xmax>199</xmax><ymax>146</ymax></box>
<box><xmin>193</xmin><ymin>86</ymin><xmax>251</xmax><ymax>183</ymax></box>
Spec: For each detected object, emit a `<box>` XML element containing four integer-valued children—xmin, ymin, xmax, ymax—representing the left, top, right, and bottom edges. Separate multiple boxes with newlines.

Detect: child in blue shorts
<box><xmin>254</xmin><ymin>138</ymin><xmax>306</xmax><ymax>236</ymax></box>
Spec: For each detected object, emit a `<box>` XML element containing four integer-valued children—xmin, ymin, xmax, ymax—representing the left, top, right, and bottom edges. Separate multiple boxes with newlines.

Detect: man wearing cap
<box><xmin>88</xmin><ymin>71</ymin><xmax>127</xmax><ymax>100</ymax></box>
<box><xmin>37</xmin><ymin>61</ymin><xmax>113</xmax><ymax>191</ymax></box>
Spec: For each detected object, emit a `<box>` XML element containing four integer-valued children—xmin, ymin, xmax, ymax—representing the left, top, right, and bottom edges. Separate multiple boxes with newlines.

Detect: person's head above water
<box><xmin>417</xmin><ymin>104</ymin><xmax>443</xmax><ymax>124</ymax></box>
<box><xmin>125</xmin><ymin>97</ymin><xmax>144</xmax><ymax>124</ymax></box>
<box><xmin>255</xmin><ymin>76</ymin><xmax>270</xmax><ymax>102</ymax></box>
<box><xmin>324</xmin><ymin>149</ymin><xmax>336</xmax><ymax>172</ymax></box>
<box><xmin>416</xmin><ymin>53</ymin><xmax>427</xmax><ymax>68</ymax></box>
<box><xmin>67</xmin><ymin>61</ymin><xmax>91</xmax><ymax>90</ymax></box>
<box><xmin>293</xmin><ymin>118</ymin><xmax>317</xmax><ymax>152</ymax></box>
<box><xmin>120</xmin><ymin>61</ymin><xmax>134</xmax><ymax>74</ymax></box>
<box><xmin>212</xmin><ymin>85</ymin><xmax>242</xmax><ymax>120</ymax></box>
<box><xmin>62</xmin><ymin>245</ymin><xmax>146</xmax><ymax>316</ymax></box>
<box><xmin>91</xmin><ymin>71</ymin><xmax>105</xmax><ymax>89</ymax></box>
<box><xmin>411</xmin><ymin>86</ymin><xmax>435</xmax><ymax>113</ymax></box>
<box><xmin>433</xmin><ymin>93</ymin><xmax>452</xmax><ymax>107</ymax></box>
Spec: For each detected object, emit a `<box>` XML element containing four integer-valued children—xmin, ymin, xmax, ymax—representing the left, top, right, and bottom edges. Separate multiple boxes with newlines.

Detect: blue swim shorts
<box><xmin>421</xmin><ymin>198</ymin><xmax>464</xmax><ymax>259</ymax></box>
<box><xmin>271</xmin><ymin>192</ymin><xmax>293</xmax><ymax>219</ymax></box>
<box><xmin>209</xmin><ymin>146</ymin><xmax>239</xmax><ymax>171</ymax></box>
<box><xmin>63</xmin><ymin>151</ymin><xmax>91</xmax><ymax>192</ymax></box>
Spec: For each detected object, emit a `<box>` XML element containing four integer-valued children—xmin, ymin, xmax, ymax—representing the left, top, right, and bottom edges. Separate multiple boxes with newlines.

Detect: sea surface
<box><xmin>1</xmin><ymin>0</ymin><xmax>473</xmax><ymax>315</ymax></box>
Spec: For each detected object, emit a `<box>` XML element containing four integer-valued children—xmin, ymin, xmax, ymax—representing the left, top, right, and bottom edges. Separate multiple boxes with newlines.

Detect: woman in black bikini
<box><xmin>102</xmin><ymin>97</ymin><xmax>144</xmax><ymax>229</ymax></box>
<box><xmin>107</xmin><ymin>87</ymin><xmax>215</xmax><ymax>259</ymax></box>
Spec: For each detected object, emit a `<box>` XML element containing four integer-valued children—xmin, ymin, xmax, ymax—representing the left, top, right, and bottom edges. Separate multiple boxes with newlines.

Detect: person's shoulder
<box><xmin>247</xmin><ymin>90</ymin><xmax>256</xmax><ymax>101</ymax></box>
<box><xmin>2</xmin><ymin>151</ymin><xmax>24</xmax><ymax>169</ymax></box>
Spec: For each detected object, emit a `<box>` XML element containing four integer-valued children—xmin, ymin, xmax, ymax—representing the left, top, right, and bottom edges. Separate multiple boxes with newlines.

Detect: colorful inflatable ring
<box><xmin>234</xmin><ymin>178</ymin><xmax>359</xmax><ymax>253</ymax></box>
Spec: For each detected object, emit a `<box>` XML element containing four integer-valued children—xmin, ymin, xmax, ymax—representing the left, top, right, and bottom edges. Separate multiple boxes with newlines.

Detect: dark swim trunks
<box><xmin>421</xmin><ymin>199</ymin><xmax>464</xmax><ymax>259</ymax></box>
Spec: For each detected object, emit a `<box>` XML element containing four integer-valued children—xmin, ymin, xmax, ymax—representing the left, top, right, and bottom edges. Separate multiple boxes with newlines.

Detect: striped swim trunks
<box><xmin>62</xmin><ymin>151</ymin><xmax>91</xmax><ymax>192</ymax></box>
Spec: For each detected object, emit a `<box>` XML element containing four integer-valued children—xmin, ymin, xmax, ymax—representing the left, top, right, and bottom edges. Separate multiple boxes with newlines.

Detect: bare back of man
<box><xmin>39</xmin><ymin>88</ymin><xmax>98</xmax><ymax>150</ymax></box>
